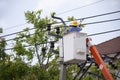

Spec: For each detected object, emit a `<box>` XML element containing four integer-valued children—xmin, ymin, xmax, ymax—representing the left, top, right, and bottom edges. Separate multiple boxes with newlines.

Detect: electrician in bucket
<box><xmin>68</xmin><ymin>20</ymin><xmax>82</xmax><ymax>32</ymax></box>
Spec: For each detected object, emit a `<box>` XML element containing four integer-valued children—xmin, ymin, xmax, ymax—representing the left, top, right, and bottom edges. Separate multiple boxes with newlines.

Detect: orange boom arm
<box><xmin>86</xmin><ymin>38</ymin><xmax>114</xmax><ymax>80</ymax></box>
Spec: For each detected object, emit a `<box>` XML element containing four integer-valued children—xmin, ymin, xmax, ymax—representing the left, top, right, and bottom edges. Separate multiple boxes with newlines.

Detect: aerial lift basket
<box><xmin>59</xmin><ymin>32</ymin><xmax>87</xmax><ymax>63</ymax></box>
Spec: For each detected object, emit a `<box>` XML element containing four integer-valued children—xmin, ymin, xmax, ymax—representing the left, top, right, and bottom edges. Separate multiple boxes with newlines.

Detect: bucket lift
<box><xmin>59</xmin><ymin>32</ymin><xmax>113</xmax><ymax>80</ymax></box>
<box><xmin>51</xmin><ymin>15</ymin><xmax>114</xmax><ymax>80</ymax></box>
<box><xmin>59</xmin><ymin>32</ymin><xmax>87</xmax><ymax>63</ymax></box>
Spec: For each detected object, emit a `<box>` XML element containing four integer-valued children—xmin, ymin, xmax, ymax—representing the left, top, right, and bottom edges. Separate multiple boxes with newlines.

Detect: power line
<box><xmin>4</xmin><ymin>23</ymin><xmax>27</xmax><ymax>31</ymax></box>
<box><xmin>1</xmin><ymin>10</ymin><xmax>120</xmax><ymax>38</ymax></box>
<box><xmin>84</xmin><ymin>18</ymin><xmax>120</xmax><ymax>25</ymax></box>
<box><xmin>76</xmin><ymin>10</ymin><xmax>120</xmax><ymax>20</ymax></box>
<box><xmin>88</xmin><ymin>29</ymin><xmax>120</xmax><ymax>36</ymax></box>
<box><xmin>2</xmin><ymin>0</ymin><xmax>104</xmax><ymax>31</ymax></box>
<box><xmin>4</xmin><ymin>41</ymin><xmax>56</xmax><ymax>51</ymax></box>
<box><xmin>4</xmin><ymin>0</ymin><xmax>105</xmax><ymax>31</ymax></box>
<box><xmin>56</xmin><ymin>0</ymin><xmax>105</xmax><ymax>15</ymax></box>
<box><xmin>3</xmin><ymin>0</ymin><xmax>104</xmax><ymax>31</ymax></box>
<box><xmin>1</xmin><ymin>18</ymin><xmax>120</xmax><ymax>41</ymax></box>
<box><xmin>0</xmin><ymin>27</ymin><xmax>35</xmax><ymax>38</ymax></box>
<box><xmin>4</xmin><ymin>26</ymin><xmax>120</xmax><ymax>43</ymax></box>
<box><xmin>54</xmin><ymin>10</ymin><xmax>120</xmax><ymax>24</ymax></box>
<box><xmin>4</xmin><ymin>30</ymin><xmax>45</xmax><ymax>42</ymax></box>
<box><xmin>4</xmin><ymin>29</ymin><xmax>120</xmax><ymax>51</ymax></box>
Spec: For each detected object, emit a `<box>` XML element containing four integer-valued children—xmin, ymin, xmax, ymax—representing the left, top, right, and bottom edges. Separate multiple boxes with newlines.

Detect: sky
<box><xmin>0</xmin><ymin>0</ymin><xmax>120</xmax><ymax>46</ymax></box>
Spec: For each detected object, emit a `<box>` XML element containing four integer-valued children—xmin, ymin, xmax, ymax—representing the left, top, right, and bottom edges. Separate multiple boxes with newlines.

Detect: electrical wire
<box><xmin>0</xmin><ymin>27</ymin><xmax>35</xmax><ymax>38</ymax></box>
<box><xmin>55</xmin><ymin>10</ymin><xmax>120</xmax><ymax>24</ymax></box>
<box><xmin>5</xmin><ymin>33</ymin><xmax>34</xmax><ymax>42</ymax></box>
<box><xmin>1</xmin><ymin>10</ymin><xmax>120</xmax><ymax>38</ymax></box>
<box><xmin>88</xmin><ymin>29</ymin><xmax>120</xmax><ymax>36</ymax></box>
<box><xmin>84</xmin><ymin>18</ymin><xmax>120</xmax><ymax>25</ymax></box>
<box><xmin>79</xmin><ymin>62</ymin><xmax>93</xmax><ymax>80</ymax></box>
<box><xmin>4</xmin><ymin>29</ymin><xmax>120</xmax><ymax>51</ymax></box>
<box><xmin>4</xmin><ymin>23</ymin><xmax>27</xmax><ymax>31</ymax></box>
<box><xmin>76</xmin><ymin>10</ymin><xmax>120</xmax><ymax>20</ymax></box>
<box><xmin>56</xmin><ymin>0</ymin><xmax>105</xmax><ymax>15</ymax></box>
<box><xmin>2</xmin><ymin>17</ymin><xmax>120</xmax><ymax>39</ymax></box>
<box><xmin>3</xmin><ymin>0</ymin><xmax>105</xmax><ymax>31</ymax></box>
<box><xmin>2</xmin><ymin>25</ymin><xmax>120</xmax><ymax>43</ymax></box>
<box><xmin>4</xmin><ymin>41</ymin><xmax>56</xmax><ymax>51</ymax></box>
<box><xmin>3</xmin><ymin>27</ymin><xmax>120</xmax><ymax>43</ymax></box>
<box><xmin>73</xmin><ymin>61</ymin><xmax>87</xmax><ymax>80</ymax></box>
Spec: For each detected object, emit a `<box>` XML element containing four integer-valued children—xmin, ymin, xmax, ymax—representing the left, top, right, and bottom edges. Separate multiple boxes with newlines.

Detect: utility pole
<box><xmin>52</xmin><ymin>14</ymin><xmax>67</xmax><ymax>80</ymax></box>
<box><xmin>59</xmin><ymin>38</ymin><xmax>66</xmax><ymax>80</ymax></box>
<box><xmin>59</xmin><ymin>60</ymin><xmax>66</xmax><ymax>80</ymax></box>
<box><xmin>0</xmin><ymin>28</ymin><xmax>3</xmax><ymax>33</ymax></box>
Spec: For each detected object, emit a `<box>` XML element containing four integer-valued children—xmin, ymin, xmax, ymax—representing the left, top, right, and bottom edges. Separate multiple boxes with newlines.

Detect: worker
<box><xmin>68</xmin><ymin>20</ymin><xmax>82</xmax><ymax>32</ymax></box>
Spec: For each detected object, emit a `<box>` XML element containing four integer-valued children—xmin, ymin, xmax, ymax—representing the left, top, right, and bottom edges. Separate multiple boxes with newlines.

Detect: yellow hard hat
<box><xmin>71</xmin><ymin>20</ymin><xmax>78</xmax><ymax>26</ymax></box>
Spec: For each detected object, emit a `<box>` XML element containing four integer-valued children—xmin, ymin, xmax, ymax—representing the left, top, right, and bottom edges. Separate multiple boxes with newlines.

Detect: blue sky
<box><xmin>0</xmin><ymin>0</ymin><xmax>120</xmax><ymax>45</ymax></box>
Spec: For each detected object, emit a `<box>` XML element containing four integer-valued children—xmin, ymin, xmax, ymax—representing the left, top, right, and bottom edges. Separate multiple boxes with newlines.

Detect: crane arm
<box><xmin>86</xmin><ymin>38</ymin><xmax>114</xmax><ymax>80</ymax></box>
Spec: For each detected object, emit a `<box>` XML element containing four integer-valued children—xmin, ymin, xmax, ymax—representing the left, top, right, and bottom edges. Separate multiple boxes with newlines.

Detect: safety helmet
<box><xmin>71</xmin><ymin>20</ymin><xmax>78</xmax><ymax>26</ymax></box>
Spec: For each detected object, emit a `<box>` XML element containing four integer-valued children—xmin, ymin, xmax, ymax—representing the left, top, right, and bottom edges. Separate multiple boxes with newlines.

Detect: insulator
<box><xmin>114</xmin><ymin>65</ymin><xmax>118</xmax><ymax>69</ymax></box>
<box><xmin>50</xmin><ymin>41</ymin><xmax>54</xmax><ymax>48</ymax></box>
<box><xmin>56</xmin><ymin>27</ymin><xmax>60</xmax><ymax>34</ymax></box>
<box><xmin>108</xmin><ymin>61</ymin><xmax>112</xmax><ymax>65</ymax></box>
<box><xmin>111</xmin><ymin>64</ymin><xmax>115</xmax><ymax>68</ymax></box>
<box><xmin>83</xmin><ymin>68</ymin><xmax>86</xmax><ymax>72</ymax></box>
<box><xmin>41</xmin><ymin>47</ymin><xmax>46</xmax><ymax>53</ymax></box>
<box><xmin>47</xmin><ymin>24</ymin><xmax>51</xmax><ymax>31</ymax></box>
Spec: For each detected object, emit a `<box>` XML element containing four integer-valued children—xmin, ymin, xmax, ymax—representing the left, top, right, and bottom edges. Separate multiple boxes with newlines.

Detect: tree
<box><xmin>12</xmin><ymin>10</ymin><xmax>60</xmax><ymax>80</ymax></box>
<box><xmin>0</xmin><ymin>10</ymin><xmax>119</xmax><ymax>80</ymax></box>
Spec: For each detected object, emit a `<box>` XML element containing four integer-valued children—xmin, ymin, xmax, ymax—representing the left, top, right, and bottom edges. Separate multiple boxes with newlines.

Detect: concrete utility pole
<box><xmin>51</xmin><ymin>14</ymin><xmax>67</xmax><ymax>80</ymax></box>
<box><xmin>59</xmin><ymin>39</ymin><xmax>66</xmax><ymax>80</ymax></box>
<box><xmin>0</xmin><ymin>28</ymin><xmax>3</xmax><ymax>33</ymax></box>
<box><xmin>59</xmin><ymin>61</ymin><xmax>66</xmax><ymax>80</ymax></box>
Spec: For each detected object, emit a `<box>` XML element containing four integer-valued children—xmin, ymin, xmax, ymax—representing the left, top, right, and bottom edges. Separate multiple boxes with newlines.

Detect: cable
<box><xmin>2</xmin><ymin>0</ymin><xmax>104</xmax><ymax>31</ymax></box>
<box><xmin>2</xmin><ymin>17</ymin><xmax>120</xmax><ymax>39</ymax></box>
<box><xmin>3</xmin><ymin>28</ymin><xmax>120</xmax><ymax>51</ymax></box>
<box><xmin>111</xmin><ymin>72</ymin><xmax>120</xmax><ymax>79</ymax></box>
<box><xmin>76</xmin><ymin>10</ymin><xmax>120</xmax><ymax>20</ymax></box>
<box><xmin>2</xmin><ymin>29</ymin><xmax>47</xmax><ymax>42</ymax></box>
<box><xmin>3</xmin><ymin>9</ymin><xmax>120</xmax><ymax>32</ymax></box>
<box><xmin>88</xmin><ymin>29</ymin><xmax>120</xmax><ymax>36</ymax></box>
<box><xmin>3</xmin><ymin>28</ymin><xmax>120</xmax><ymax>43</ymax></box>
<box><xmin>5</xmin><ymin>28</ymin><xmax>120</xmax><ymax>43</ymax></box>
<box><xmin>79</xmin><ymin>62</ymin><xmax>93</xmax><ymax>80</ymax></box>
<box><xmin>55</xmin><ymin>10</ymin><xmax>120</xmax><ymax>24</ymax></box>
<box><xmin>84</xmin><ymin>18</ymin><xmax>120</xmax><ymax>25</ymax></box>
<box><xmin>4</xmin><ymin>23</ymin><xmax>27</xmax><ymax>31</ymax></box>
<box><xmin>4</xmin><ymin>41</ymin><xmax>56</xmax><ymax>51</ymax></box>
<box><xmin>0</xmin><ymin>27</ymin><xmax>35</xmax><ymax>38</ymax></box>
<box><xmin>1</xmin><ymin>10</ymin><xmax>120</xmax><ymax>38</ymax></box>
<box><xmin>56</xmin><ymin>0</ymin><xmax>105</xmax><ymax>15</ymax></box>
<box><xmin>73</xmin><ymin>61</ymin><xmax>87</xmax><ymax>80</ymax></box>
<box><xmin>5</xmin><ymin>33</ymin><xmax>34</xmax><ymax>42</ymax></box>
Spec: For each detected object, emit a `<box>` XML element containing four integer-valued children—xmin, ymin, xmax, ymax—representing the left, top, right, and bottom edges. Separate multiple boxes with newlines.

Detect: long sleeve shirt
<box><xmin>68</xmin><ymin>26</ymin><xmax>82</xmax><ymax>32</ymax></box>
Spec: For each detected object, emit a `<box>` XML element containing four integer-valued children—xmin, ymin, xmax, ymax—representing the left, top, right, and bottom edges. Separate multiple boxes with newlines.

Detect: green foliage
<box><xmin>11</xmin><ymin>10</ymin><xmax>60</xmax><ymax>80</ymax></box>
<box><xmin>0</xmin><ymin>60</ymin><xmax>29</xmax><ymax>80</ymax></box>
<box><xmin>79</xmin><ymin>23</ymin><xmax>85</xmax><ymax>28</ymax></box>
<box><xmin>83</xmin><ymin>75</ymin><xmax>96</xmax><ymax>80</ymax></box>
<box><xmin>0</xmin><ymin>38</ymin><xmax>7</xmax><ymax>61</ymax></box>
<box><xmin>13</xmin><ymin>39</ymin><xmax>34</xmax><ymax>60</ymax></box>
<box><xmin>51</xmin><ymin>12</ymin><xmax>56</xmax><ymax>18</ymax></box>
<box><xmin>0</xmin><ymin>9</ymin><xmax>119</xmax><ymax>80</ymax></box>
<box><xmin>67</xmin><ymin>16</ymin><xmax>75</xmax><ymax>21</ymax></box>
